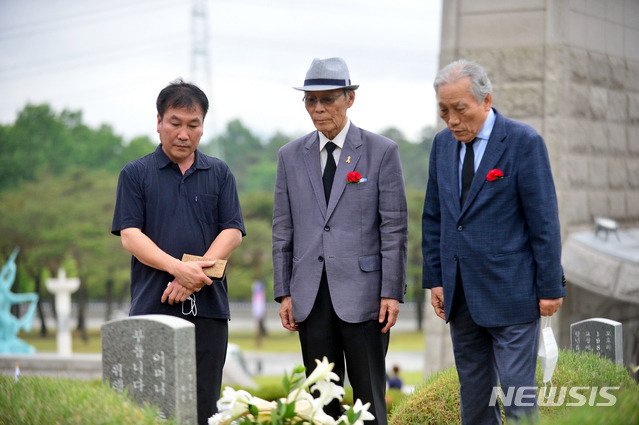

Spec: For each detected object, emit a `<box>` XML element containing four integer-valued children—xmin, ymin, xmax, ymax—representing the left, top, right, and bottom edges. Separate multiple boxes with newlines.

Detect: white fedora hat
<box><xmin>293</xmin><ymin>57</ymin><xmax>359</xmax><ymax>91</ymax></box>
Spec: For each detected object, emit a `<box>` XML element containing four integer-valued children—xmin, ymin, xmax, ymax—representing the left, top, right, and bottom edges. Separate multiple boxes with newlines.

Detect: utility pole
<box><xmin>191</xmin><ymin>0</ymin><xmax>223</xmax><ymax>158</ymax></box>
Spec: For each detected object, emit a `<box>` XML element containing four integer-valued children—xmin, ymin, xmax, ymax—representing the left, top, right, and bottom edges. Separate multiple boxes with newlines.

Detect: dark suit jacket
<box><xmin>273</xmin><ymin>123</ymin><xmax>408</xmax><ymax>323</ymax></box>
<box><xmin>422</xmin><ymin>109</ymin><xmax>565</xmax><ymax>328</ymax></box>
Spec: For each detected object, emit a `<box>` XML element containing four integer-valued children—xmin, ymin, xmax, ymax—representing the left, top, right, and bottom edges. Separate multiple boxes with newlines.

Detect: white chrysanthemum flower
<box><xmin>211</xmin><ymin>363</ymin><xmax>372</xmax><ymax>425</ymax></box>
<box><xmin>292</xmin><ymin>398</ymin><xmax>338</xmax><ymax>425</ymax></box>
<box><xmin>285</xmin><ymin>387</ymin><xmax>314</xmax><ymax>404</ymax></box>
<box><xmin>216</xmin><ymin>387</ymin><xmax>252</xmax><ymax>417</ymax></box>
<box><xmin>248</xmin><ymin>396</ymin><xmax>277</xmax><ymax>422</ymax></box>
<box><xmin>293</xmin><ymin>398</ymin><xmax>314</xmax><ymax>416</ymax></box>
<box><xmin>207</xmin><ymin>411</ymin><xmax>229</xmax><ymax>425</ymax></box>
<box><xmin>339</xmin><ymin>399</ymin><xmax>375</xmax><ymax>425</ymax></box>
<box><xmin>250</xmin><ymin>396</ymin><xmax>277</xmax><ymax>411</ymax></box>
<box><xmin>311</xmin><ymin>379</ymin><xmax>345</xmax><ymax>408</ymax></box>
<box><xmin>310</xmin><ymin>408</ymin><xmax>338</xmax><ymax>425</ymax></box>
<box><xmin>302</xmin><ymin>357</ymin><xmax>340</xmax><ymax>388</ymax></box>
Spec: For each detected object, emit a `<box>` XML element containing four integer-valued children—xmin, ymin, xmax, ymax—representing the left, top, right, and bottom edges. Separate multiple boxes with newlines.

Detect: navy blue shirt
<box><xmin>112</xmin><ymin>144</ymin><xmax>246</xmax><ymax>319</ymax></box>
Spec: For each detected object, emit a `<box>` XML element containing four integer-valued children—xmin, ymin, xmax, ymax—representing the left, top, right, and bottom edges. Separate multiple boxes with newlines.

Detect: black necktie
<box><xmin>460</xmin><ymin>138</ymin><xmax>476</xmax><ymax>208</ymax></box>
<box><xmin>323</xmin><ymin>142</ymin><xmax>337</xmax><ymax>204</ymax></box>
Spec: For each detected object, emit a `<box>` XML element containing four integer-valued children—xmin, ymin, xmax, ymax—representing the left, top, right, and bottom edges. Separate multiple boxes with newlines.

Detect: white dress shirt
<box><xmin>319</xmin><ymin>120</ymin><xmax>351</xmax><ymax>173</ymax></box>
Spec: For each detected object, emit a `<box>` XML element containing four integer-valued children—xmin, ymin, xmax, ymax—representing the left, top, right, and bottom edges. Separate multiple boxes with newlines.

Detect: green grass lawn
<box><xmin>0</xmin><ymin>375</ymin><xmax>177</xmax><ymax>425</ymax></box>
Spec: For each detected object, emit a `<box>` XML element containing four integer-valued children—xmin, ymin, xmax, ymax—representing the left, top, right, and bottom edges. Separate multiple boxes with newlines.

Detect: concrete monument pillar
<box><xmin>427</xmin><ymin>0</ymin><xmax>639</xmax><ymax>376</ymax></box>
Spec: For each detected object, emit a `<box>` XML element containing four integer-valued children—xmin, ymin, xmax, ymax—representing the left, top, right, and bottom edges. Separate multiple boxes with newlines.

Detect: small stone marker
<box><xmin>570</xmin><ymin>318</ymin><xmax>623</xmax><ymax>365</ymax></box>
<box><xmin>102</xmin><ymin>315</ymin><xmax>197</xmax><ymax>424</ymax></box>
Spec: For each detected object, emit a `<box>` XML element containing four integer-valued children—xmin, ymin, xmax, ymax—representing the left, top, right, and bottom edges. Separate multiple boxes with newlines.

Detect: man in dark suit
<box><xmin>422</xmin><ymin>59</ymin><xmax>565</xmax><ymax>424</ymax></box>
<box><xmin>272</xmin><ymin>57</ymin><xmax>408</xmax><ymax>425</ymax></box>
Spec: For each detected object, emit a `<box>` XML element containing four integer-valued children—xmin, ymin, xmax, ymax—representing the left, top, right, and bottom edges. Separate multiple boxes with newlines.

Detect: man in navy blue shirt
<box><xmin>112</xmin><ymin>79</ymin><xmax>245</xmax><ymax>425</ymax></box>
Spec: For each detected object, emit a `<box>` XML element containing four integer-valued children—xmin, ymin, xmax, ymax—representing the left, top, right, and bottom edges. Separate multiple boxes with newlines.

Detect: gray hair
<box><xmin>433</xmin><ymin>59</ymin><xmax>493</xmax><ymax>103</ymax></box>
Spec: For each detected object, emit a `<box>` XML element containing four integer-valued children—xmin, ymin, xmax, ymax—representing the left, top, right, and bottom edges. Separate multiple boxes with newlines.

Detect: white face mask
<box><xmin>538</xmin><ymin>317</ymin><xmax>559</xmax><ymax>391</ymax></box>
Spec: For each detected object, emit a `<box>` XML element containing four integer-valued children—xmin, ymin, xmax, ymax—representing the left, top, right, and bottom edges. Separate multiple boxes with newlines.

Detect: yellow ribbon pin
<box><xmin>346</xmin><ymin>156</ymin><xmax>351</xmax><ymax>163</ymax></box>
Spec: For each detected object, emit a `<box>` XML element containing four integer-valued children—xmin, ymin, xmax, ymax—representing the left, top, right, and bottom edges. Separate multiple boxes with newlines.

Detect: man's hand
<box><xmin>171</xmin><ymin>260</ymin><xmax>214</xmax><ymax>292</ymax></box>
<box><xmin>161</xmin><ymin>260</ymin><xmax>214</xmax><ymax>305</ymax></box>
<box><xmin>539</xmin><ymin>297</ymin><xmax>563</xmax><ymax>316</ymax></box>
<box><xmin>430</xmin><ymin>287</ymin><xmax>446</xmax><ymax>320</ymax></box>
<box><xmin>161</xmin><ymin>281</ymin><xmax>194</xmax><ymax>305</ymax></box>
<box><xmin>279</xmin><ymin>296</ymin><xmax>298</xmax><ymax>331</ymax></box>
<box><xmin>379</xmin><ymin>298</ymin><xmax>400</xmax><ymax>333</ymax></box>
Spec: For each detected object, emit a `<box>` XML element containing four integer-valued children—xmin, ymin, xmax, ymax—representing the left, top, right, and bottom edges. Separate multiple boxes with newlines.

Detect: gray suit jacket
<box><xmin>272</xmin><ymin>123</ymin><xmax>408</xmax><ymax>323</ymax></box>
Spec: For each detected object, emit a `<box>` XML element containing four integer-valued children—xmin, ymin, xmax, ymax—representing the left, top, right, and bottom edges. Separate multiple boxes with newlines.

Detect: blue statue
<box><xmin>0</xmin><ymin>247</ymin><xmax>39</xmax><ymax>354</ymax></box>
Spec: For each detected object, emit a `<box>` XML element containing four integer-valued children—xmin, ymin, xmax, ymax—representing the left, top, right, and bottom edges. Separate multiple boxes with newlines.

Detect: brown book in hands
<box><xmin>181</xmin><ymin>254</ymin><xmax>227</xmax><ymax>280</ymax></box>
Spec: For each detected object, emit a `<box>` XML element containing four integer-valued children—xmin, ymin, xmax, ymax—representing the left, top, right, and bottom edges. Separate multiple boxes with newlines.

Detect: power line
<box><xmin>0</xmin><ymin>0</ymin><xmax>434</xmax><ymax>83</ymax></box>
<box><xmin>0</xmin><ymin>0</ymin><xmax>179</xmax><ymax>41</ymax></box>
<box><xmin>190</xmin><ymin>0</ymin><xmax>223</xmax><ymax>158</ymax></box>
<box><xmin>0</xmin><ymin>21</ymin><xmax>432</xmax><ymax>83</ymax></box>
<box><xmin>0</xmin><ymin>34</ymin><xmax>190</xmax><ymax>81</ymax></box>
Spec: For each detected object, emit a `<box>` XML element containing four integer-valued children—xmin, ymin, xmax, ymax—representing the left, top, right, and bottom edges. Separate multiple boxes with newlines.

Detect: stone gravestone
<box><xmin>102</xmin><ymin>315</ymin><xmax>197</xmax><ymax>424</ymax></box>
<box><xmin>570</xmin><ymin>318</ymin><xmax>623</xmax><ymax>365</ymax></box>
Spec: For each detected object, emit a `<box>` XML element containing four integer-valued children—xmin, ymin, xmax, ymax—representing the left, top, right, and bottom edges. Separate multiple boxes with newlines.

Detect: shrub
<box><xmin>389</xmin><ymin>350</ymin><xmax>638</xmax><ymax>425</ymax></box>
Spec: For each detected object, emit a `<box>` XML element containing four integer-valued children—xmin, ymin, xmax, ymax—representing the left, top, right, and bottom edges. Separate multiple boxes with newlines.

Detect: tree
<box><xmin>0</xmin><ymin>101</ymin><xmax>435</xmax><ymax>322</ymax></box>
<box><xmin>0</xmin><ymin>104</ymin><xmax>72</xmax><ymax>190</ymax></box>
<box><xmin>224</xmin><ymin>192</ymin><xmax>275</xmax><ymax>300</ymax></box>
<box><xmin>227</xmin><ymin>218</ymin><xmax>273</xmax><ymax>301</ymax></box>
<box><xmin>205</xmin><ymin>119</ymin><xmax>264</xmax><ymax>192</ymax></box>
<box><xmin>406</xmin><ymin>187</ymin><xmax>426</xmax><ymax>330</ymax></box>
<box><xmin>117</xmin><ymin>136</ymin><xmax>157</xmax><ymax>169</ymax></box>
<box><xmin>0</xmin><ymin>170</ymin><xmax>130</xmax><ymax>338</ymax></box>
<box><xmin>0</xmin><ymin>104</ymin><xmax>140</xmax><ymax>192</ymax></box>
<box><xmin>381</xmin><ymin>126</ymin><xmax>433</xmax><ymax>193</ymax></box>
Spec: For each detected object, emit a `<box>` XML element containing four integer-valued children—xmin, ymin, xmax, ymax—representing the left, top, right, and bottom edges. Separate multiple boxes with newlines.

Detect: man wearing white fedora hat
<box><xmin>272</xmin><ymin>57</ymin><xmax>408</xmax><ymax>424</ymax></box>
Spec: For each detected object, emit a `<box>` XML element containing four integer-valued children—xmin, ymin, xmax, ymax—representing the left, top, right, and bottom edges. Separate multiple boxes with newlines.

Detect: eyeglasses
<box><xmin>303</xmin><ymin>92</ymin><xmax>344</xmax><ymax>107</ymax></box>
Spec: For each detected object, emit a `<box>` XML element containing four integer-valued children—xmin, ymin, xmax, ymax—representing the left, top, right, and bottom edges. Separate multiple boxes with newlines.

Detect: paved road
<box><xmin>228</xmin><ymin>302</ymin><xmax>426</xmax><ymax>376</ymax></box>
<box><xmin>239</xmin><ymin>350</ymin><xmax>424</xmax><ymax>377</ymax></box>
<box><xmin>24</xmin><ymin>301</ymin><xmax>426</xmax><ymax>379</ymax></box>
<box><xmin>33</xmin><ymin>301</ymin><xmax>425</xmax><ymax>333</ymax></box>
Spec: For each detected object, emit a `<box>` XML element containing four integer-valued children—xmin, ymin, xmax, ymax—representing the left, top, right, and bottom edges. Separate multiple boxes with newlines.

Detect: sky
<box><xmin>0</xmin><ymin>0</ymin><xmax>442</xmax><ymax>144</ymax></box>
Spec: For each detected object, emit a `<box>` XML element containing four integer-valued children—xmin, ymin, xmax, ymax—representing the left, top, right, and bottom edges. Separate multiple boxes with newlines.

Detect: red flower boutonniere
<box><xmin>486</xmin><ymin>169</ymin><xmax>504</xmax><ymax>182</ymax></box>
<box><xmin>346</xmin><ymin>171</ymin><xmax>367</xmax><ymax>184</ymax></box>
